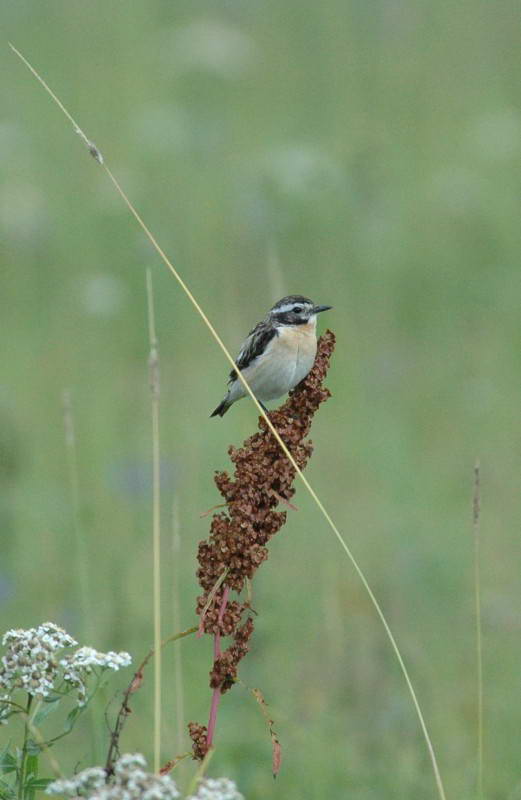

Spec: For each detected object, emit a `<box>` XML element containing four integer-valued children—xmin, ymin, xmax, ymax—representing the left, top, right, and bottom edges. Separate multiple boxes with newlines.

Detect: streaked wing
<box><xmin>229</xmin><ymin>322</ymin><xmax>277</xmax><ymax>383</ymax></box>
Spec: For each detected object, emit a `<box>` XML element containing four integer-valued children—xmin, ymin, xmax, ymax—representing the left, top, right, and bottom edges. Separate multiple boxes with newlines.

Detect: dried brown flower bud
<box><xmin>188</xmin><ymin>721</ymin><xmax>208</xmax><ymax>761</ymax></box>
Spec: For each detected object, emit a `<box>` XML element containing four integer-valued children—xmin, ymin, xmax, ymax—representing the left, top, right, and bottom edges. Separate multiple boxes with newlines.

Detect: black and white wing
<box><xmin>228</xmin><ymin>322</ymin><xmax>277</xmax><ymax>383</ymax></box>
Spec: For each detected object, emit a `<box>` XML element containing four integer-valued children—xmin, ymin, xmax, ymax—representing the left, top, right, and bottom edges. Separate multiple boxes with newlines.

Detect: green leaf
<box><xmin>66</xmin><ymin>706</ymin><xmax>80</xmax><ymax>723</ymax></box>
<box><xmin>64</xmin><ymin>706</ymin><xmax>81</xmax><ymax>732</ymax></box>
<box><xmin>42</xmin><ymin>694</ymin><xmax>63</xmax><ymax>703</ymax></box>
<box><xmin>33</xmin><ymin>698</ymin><xmax>60</xmax><ymax>727</ymax></box>
<box><xmin>24</xmin><ymin>778</ymin><xmax>53</xmax><ymax>791</ymax></box>
<box><xmin>0</xmin><ymin>748</ymin><xmax>16</xmax><ymax>776</ymax></box>
<box><xmin>0</xmin><ymin>777</ymin><xmax>16</xmax><ymax>800</ymax></box>
<box><xmin>25</xmin><ymin>753</ymin><xmax>38</xmax><ymax>781</ymax></box>
<box><xmin>24</xmin><ymin>753</ymin><xmax>40</xmax><ymax>800</ymax></box>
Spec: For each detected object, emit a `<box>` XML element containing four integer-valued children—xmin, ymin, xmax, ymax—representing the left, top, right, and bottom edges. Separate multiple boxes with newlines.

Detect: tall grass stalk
<box><xmin>473</xmin><ymin>460</ymin><xmax>483</xmax><ymax>798</ymax></box>
<box><xmin>62</xmin><ymin>390</ymin><xmax>91</xmax><ymax>640</ymax></box>
<box><xmin>171</xmin><ymin>500</ymin><xmax>185</xmax><ymax>755</ymax></box>
<box><xmin>146</xmin><ymin>269</ymin><xmax>162</xmax><ymax>773</ymax></box>
<box><xmin>62</xmin><ymin>389</ymin><xmax>101</xmax><ymax>758</ymax></box>
<box><xmin>10</xmin><ymin>44</ymin><xmax>447</xmax><ymax>800</ymax></box>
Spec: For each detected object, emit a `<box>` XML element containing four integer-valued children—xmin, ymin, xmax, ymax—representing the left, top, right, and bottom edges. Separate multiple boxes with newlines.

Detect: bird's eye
<box><xmin>293</xmin><ymin>306</ymin><xmax>302</xmax><ymax>314</ymax></box>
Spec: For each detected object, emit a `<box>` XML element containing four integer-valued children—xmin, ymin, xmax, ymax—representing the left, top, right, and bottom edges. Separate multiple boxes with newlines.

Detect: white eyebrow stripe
<box><xmin>273</xmin><ymin>302</ymin><xmax>313</xmax><ymax>314</ymax></box>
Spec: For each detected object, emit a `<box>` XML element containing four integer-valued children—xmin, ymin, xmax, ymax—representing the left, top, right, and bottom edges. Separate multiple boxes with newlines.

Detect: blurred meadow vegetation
<box><xmin>2</xmin><ymin>1</ymin><xmax>521</xmax><ymax>797</ymax></box>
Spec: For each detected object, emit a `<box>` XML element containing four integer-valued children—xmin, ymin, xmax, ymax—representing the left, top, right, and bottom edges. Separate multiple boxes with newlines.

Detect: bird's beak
<box><xmin>313</xmin><ymin>304</ymin><xmax>333</xmax><ymax>314</ymax></box>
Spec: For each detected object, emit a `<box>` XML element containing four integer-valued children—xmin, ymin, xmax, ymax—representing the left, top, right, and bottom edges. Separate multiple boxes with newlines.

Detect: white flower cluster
<box><xmin>46</xmin><ymin>754</ymin><xmax>180</xmax><ymax>800</ymax></box>
<box><xmin>0</xmin><ymin>622</ymin><xmax>77</xmax><ymax>717</ymax></box>
<box><xmin>45</xmin><ymin>767</ymin><xmax>107</xmax><ymax>798</ymax></box>
<box><xmin>0</xmin><ymin>622</ymin><xmax>131</xmax><ymax>720</ymax></box>
<box><xmin>60</xmin><ymin>647</ymin><xmax>132</xmax><ymax>705</ymax></box>
<box><xmin>187</xmin><ymin>778</ymin><xmax>243</xmax><ymax>800</ymax></box>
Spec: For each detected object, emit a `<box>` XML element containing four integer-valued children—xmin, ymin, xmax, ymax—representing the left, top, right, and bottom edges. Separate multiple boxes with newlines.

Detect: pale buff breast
<box><xmin>232</xmin><ymin>319</ymin><xmax>317</xmax><ymax>402</ymax></box>
<box><xmin>278</xmin><ymin>320</ymin><xmax>318</xmax><ymax>388</ymax></box>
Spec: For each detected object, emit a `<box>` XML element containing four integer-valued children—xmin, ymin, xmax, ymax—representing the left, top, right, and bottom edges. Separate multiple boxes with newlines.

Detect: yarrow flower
<box><xmin>60</xmin><ymin>646</ymin><xmax>132</xmax><ymax>705</ymax></box>
<box><xmin>0</xmin><ymin>622</ymin><xmax>131</xmax><ymax>722</ymax></box>
<box><xmin>45</xmin><ymin>767</ymin><xmax>107</xmax><ymax>797</ymax></box>
<box><xmin>46</xmin><ymin>759</ymin><xmax>242</xmax><ymax>800</ymax></box>
<box><xmin>187</xmin><ymin>778</ymin><xmax>243</xmax><ymax>800</ymax></box>
<box><xmin>46</xmin><ymin>754</ymin><xmax>180</xmax><ymax>800</ymax></box>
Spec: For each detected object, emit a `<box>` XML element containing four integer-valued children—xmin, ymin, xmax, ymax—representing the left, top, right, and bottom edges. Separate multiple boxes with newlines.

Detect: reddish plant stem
<box><xmin>218</xmin><ymin>586</ymin><xmax>230</xmax><ymax>623</ymax></box>
<box><xmin>197</xmin><ymin>573</ymin><xmax>229</xmax><ymax>638</ymax></box>
<box><xmin>206</xmin><ymin>688</ymin><xmax>221</xmax><ymax>750</ymax></box>
<box><xmin>206</xmin><ymin>586</ymin><xmax>230</xmax><ymax>748</ymax></box>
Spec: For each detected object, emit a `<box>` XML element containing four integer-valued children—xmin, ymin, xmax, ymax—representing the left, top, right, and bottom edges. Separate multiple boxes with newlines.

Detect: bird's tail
<box><xmin>210</xmin><ymin>397</ymin><xmax>231</xmax><ymax>418</ymax></box>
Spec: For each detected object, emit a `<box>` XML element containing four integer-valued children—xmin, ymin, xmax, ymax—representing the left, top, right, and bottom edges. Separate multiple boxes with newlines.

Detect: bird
<box><xmin>210</xmin><ymin>295</ymin><xmax>332</xmax><ymax>417</ymax></box>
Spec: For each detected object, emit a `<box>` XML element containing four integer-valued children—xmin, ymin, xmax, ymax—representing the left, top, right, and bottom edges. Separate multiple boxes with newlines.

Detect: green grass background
<box><xmin>2</xmin><ymin>1</ymin><xmax>521</xmax><ymax>797</ymax></box>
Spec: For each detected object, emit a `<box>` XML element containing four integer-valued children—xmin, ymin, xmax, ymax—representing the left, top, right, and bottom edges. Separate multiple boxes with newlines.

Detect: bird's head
<box><xmin>269</xmin><ymin>295</ymin><xmax>332</xmax><ymax>327</ymax></box>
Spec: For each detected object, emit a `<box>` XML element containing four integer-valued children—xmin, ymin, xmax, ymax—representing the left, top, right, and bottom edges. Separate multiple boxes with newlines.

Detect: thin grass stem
<box><xmin>62</xmin><ymin>391</ymin><xmax>91</xmax><ymax>639</ymax></box>
<box><xmin>146</xmin><ymin>269</ymin><xmax>162</xmax><ymax>773</ymax></box>
<box><xmin>62</xmin><ymin>390</ymin><xmax>101</xmax><ymax>758</ymax></box>
<box><xmin>22</xmin><ymin>709</ymin><xmax>65</xmax><ymax>780</ymax></box>
<box><xmin>10</xmin><ymin>44</ymin><xmax>447</xmax><ymax>800</ymax></box>
<box><xmin>171</xmin><ymin>500</ymin><xmax>185</xmax><ymax>756</ymax></box>
<box><xmin>473</xmin><ymin>460</ymin><xmax>484</xmax><ymax>799</ymax></box>
<box><xmin>187</xmin><ymin>747</ymin><xmax>214</xmax><ymax>796</ymax></box>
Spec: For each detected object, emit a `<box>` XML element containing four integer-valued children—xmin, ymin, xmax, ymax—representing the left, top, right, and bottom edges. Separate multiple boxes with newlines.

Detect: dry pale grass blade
<box><xmin>146</xmin><ymin>269</ymin><xmax>162</xmax><ymax>773</ymax></box>
<box><xmin>9</xmin><ymin>44</ymin><xmax>447</xmax><ymax>800</ymax></box>
<box><xmin>159</xmin><ymin>752</ymin><xmax>191</xmax><ymax>775</ymax></box>
<box><xmin>196</xmin><ymin>569</ymin><xmax>230</xmax><ymax>637</ymax></box>
<box><xmin>199</xmin><ymin>502</ymin><xmax>227</xmax><ymax>518</ymax></box>
<box><xmin>248</xmin><ymin>686</ymin><xmax>281</xmax><ymax>778</ymax></box>
<box><xmin>473</xmin><ymin>460</ymin><xmax>484</xmax><ymax>799</ymax></box>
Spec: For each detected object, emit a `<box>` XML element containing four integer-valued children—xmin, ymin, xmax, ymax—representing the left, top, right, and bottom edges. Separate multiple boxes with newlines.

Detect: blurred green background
<box><xmin>2</xmin><ymin>1</ymin><xmax>521</xmax><ymax>797</ymax></box>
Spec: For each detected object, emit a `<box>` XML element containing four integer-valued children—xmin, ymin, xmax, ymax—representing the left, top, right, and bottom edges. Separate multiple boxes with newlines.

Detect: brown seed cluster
<box><xmin>195</xmin><ymin>596</ymin><xmax>246</xmax><ymax>637</ymax></box>
<box><xmin>209</xmin><ymin>617</ymin><xmax>255</xmax><ymax>693</ymax></box>
<box><xmin>187</xmin><ymin>722</ymin><xmax>208</xmax><ymax>761</ymax></box>
<box><xmin>188</xmin><ymin>330</ymin><xmax>335</xmax><ymax>758</ymax></box>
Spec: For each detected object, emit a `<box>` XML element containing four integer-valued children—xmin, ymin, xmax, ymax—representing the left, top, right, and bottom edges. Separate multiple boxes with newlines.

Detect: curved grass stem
<box><xmin>9</xmin><ymin>43</ymin><xmax>447</xmax><ymax>800</ymax></box>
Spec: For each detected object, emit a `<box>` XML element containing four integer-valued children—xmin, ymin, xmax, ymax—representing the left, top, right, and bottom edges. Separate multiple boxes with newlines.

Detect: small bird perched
<box><xmin>211</xmin><ymin>295</ymin><xmax>332</xmax><ymax>417</ymax></box>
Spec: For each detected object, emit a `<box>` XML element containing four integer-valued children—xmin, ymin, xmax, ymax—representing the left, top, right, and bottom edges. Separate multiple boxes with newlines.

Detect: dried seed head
<box><xmin>189</xmin><ymin>331</ymin><xmax>335</xmax><ymax>757</ymax></box>
<box><xmin>188</xmin><ymin>722</ymin><xmax>208</xmax><ymax>761</ymax></box>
